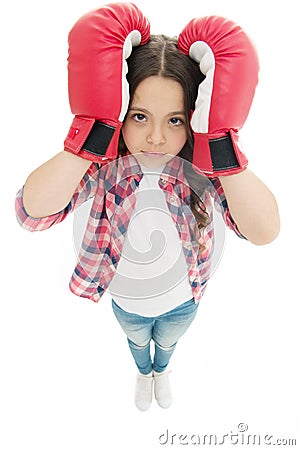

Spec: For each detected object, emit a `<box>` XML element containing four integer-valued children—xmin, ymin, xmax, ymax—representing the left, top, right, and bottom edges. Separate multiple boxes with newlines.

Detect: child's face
<box><xmin>122</xmin><ymin>75</ymin><xmax>188</xmax><ymax>168</ymax></box>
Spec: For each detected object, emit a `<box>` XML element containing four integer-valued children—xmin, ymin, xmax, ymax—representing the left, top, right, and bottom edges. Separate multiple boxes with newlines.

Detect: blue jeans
<box><xmin>111</xmin><ymin>298</ymin><xmax>199</xmax><ymax>375</ymax></box>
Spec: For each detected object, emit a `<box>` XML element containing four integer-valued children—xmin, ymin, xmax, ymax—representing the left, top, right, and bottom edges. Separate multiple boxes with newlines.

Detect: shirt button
<box><xmin>160</xmin><ymin>178</ymin><xmax>167</xmax><ymax>184</ymax></box>
<box><xmin>169</xmin><ymin>195</ymin><xmax>176</xmax><ymax>202</ymax></box>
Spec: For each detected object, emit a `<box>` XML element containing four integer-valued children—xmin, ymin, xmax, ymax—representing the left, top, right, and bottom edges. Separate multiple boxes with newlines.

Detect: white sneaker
<box><xmin>153</xmin><ymin>370</ymin><xmax>173</xmax><ymax>408</ymax></box>
<box><xmin>134</xmin><ymin>371</ymin><xmax>153</xmax><ymax>411</ymax></box>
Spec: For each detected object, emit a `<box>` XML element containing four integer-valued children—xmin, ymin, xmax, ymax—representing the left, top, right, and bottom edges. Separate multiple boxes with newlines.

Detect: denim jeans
<box><xmin>111</xmin><ymin>298</ymin><xmax>199</xmax><ymax>375</ymax></box>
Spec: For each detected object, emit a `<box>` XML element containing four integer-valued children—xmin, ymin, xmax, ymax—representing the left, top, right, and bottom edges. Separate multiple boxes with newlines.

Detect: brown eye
<box><xmin>133</xmin><ymin>113</ymin><xmax>146</xmax><ymax>122</ymax></box>
<box><xmin>169</xmin><ymin>117</ymin><xmax>184</xmax><ymax>126</ymax></box>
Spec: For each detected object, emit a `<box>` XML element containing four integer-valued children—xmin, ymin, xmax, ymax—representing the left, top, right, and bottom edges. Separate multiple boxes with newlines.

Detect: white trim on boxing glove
<box><xmin>189</xmin><ymin>41</ymin><xmax>215</xmax><ymax>134</ymax></box>
<box><xmin>120</xmin><ymin>30</ymin><xmax>142</xmax><ymax>122</ymax></box>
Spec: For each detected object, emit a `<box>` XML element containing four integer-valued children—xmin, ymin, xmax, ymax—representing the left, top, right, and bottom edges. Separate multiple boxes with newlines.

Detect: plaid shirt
<box><xmin>15</xmin><ymin>154</ymin><xmax>245</xmax><ymax>303</ymax></box>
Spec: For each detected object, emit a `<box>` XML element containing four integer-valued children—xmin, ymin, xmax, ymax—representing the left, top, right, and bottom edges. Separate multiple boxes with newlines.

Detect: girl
<box><xmin>15</xmin><ymin>5</ymin><xmax>280</xmax><ymax>411</ymax></box>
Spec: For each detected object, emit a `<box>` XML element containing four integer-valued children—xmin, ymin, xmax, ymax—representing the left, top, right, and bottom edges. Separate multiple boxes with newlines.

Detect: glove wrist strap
<box><xmin>193</xmin><ymin>129</ymin><xmax>248</xmax><ymax>177</ymax></box>
<box><xmin>64</xmin><ymin>116</ymin><xmax>121</xmax><ymax>163</ymax></box>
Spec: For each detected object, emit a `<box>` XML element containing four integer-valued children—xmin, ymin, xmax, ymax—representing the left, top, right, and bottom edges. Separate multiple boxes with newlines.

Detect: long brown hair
<box><xmin>119</xmin><ymin>34</ymin><xmax>210</xmax><ymax>238</ymax></box>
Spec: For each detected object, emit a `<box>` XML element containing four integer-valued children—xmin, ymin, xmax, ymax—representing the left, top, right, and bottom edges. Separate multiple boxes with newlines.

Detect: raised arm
<box><xmin>23</xmin><ymin>151</ymin><xmax>92</xmax><ymax>218</ymax></box>
<box><xmin>178</xmin><ymin>16</ymin><xmax>280</xmax><ymax>245</ymax></box>
<box><xmin>219</xmin><ymin>170</ymin><xmax>280</xmax><ymax>245</ymax></box>
<box><xmin>21</xmin><ymin>3</ymin><xmax>150</xmax><ymax>218</ymax></box>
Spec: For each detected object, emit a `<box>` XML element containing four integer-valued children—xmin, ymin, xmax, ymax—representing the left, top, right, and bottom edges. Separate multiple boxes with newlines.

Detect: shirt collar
<box><xmin>160</xmin><ymin>156</ymin><xmax>185</xmax><ymax>185</ymax></box>
<box><xmin>117</xmin><ymin>153</ymin><xmax>185</xmax><ymax>185</ymax></box>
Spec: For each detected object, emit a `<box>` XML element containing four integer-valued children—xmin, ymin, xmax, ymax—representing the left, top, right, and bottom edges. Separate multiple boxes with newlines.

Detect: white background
<box><xmin>1</xmin><ymin>0</ymin><xmax>299</xmax><ymax>448</ymax></box>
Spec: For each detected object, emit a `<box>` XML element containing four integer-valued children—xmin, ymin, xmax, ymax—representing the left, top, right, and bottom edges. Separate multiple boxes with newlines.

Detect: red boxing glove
<box><xmin>64</xmin><ymin>3</ymin><xmax>150</xmax><ymax>163</ymax></box>
<box><xmin>178</xmin><ymin>16</ymin><xmax>259</xmax><ymax>177</ymax></box>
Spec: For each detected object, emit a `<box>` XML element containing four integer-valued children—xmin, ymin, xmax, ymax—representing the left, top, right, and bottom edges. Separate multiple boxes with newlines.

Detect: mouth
<box><xmin>141</xmin><ymin>151</ymin><xmax>167</xmax><ymax>159</ymax></box>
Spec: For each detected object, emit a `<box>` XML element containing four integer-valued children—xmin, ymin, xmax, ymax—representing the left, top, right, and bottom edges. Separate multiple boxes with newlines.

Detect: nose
<box><xmin>146</xmin><ymin>123</ymin><xmax>166</xmax><ymax>146</ymax></box>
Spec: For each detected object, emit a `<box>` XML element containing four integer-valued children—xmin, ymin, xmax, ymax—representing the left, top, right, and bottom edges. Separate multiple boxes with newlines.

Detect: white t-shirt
<box><xmin>108</xmin><ymin>163</ymin><xmax>193</xmax><ymax>317</ymax></box>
